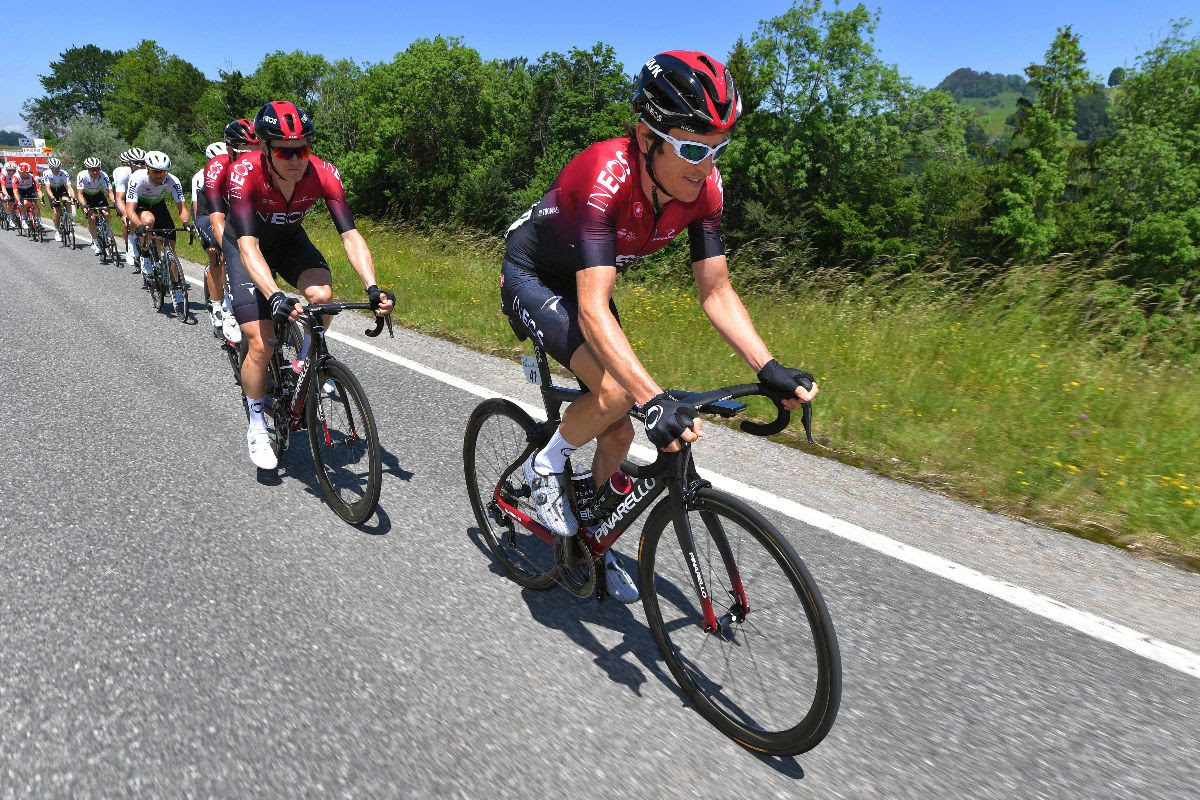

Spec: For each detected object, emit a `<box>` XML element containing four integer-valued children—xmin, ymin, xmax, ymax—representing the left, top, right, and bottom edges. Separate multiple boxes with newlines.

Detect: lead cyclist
<box><xmin>500</xmin><ymin>51</ymin><xmax>818</xmax><ymax>603</ymax></box>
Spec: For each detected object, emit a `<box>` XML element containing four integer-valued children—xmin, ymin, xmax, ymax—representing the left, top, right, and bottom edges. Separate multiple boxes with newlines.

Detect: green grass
<box><xmin>959</xmin><ymin>90</ymin><xmax>1023</xmax><ymax>139</ymax></box>
<box><xmin>185</xmin><ymin>216</ymin><xmax>1200</xmax><ymax>562</ymax></box>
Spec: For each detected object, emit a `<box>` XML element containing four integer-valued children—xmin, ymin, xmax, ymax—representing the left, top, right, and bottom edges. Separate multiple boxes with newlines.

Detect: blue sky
<box><xmin>5</xmin><ymin>1</ymin><xmax>1194</xmax><ymax>134</ymax></box>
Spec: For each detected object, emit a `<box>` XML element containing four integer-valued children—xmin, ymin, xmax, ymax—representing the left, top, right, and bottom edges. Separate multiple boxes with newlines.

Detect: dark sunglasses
<box><xmin>148</xmin><ymin>168</ymin><xmax>166</xmax><ymax>175</ymax></box>
<box><xmin>271</xmin><ymin>144</ymin><xmax>311</xmax><ymax>161</ymax></box>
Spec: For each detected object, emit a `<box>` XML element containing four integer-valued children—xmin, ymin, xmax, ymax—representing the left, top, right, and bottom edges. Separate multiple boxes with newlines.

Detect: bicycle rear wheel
<box><xmin>305</xmin><ymin>357</ymin><xmax>381</xmax><ymax>524</ymax></box>
<box><xmin>463</xmin><ymin>399</ymin><xmax>558</xmax><ymax>590</ymax></box>
<box><xmin>639</xmin><ymin>488</ymin><xmax>841</xmax><ymax>756</ymax></box>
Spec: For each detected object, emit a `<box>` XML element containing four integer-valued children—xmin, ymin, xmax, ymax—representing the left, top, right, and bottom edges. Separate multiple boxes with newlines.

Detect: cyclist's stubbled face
<box><xmin>637</xmin><ymin>123</ymin><xmax>726</xmax><ymax>204</ymax></box>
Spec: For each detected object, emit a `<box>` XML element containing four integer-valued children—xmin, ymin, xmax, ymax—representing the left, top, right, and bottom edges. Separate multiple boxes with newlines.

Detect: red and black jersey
<box><xmin>505</xmin><ymin>137</ymin><xmax>725</xmax><ymax>286</ymax></box>
<box><xmin>225</xmin><ymin>151</ymin><xmax>356</xmax><ymax>245</ymax></box>
<box><xmin>201</xmin><ymin>152</ymin><xmax>233</xmax><ymax>216</ymax></box>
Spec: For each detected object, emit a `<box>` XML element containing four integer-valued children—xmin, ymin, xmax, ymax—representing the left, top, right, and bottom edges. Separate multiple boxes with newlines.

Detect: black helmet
<box><xmin>632</xmin><ymin>51</ymin><xmax>741</xmax><ymax>134</ymax></box>
<box><xmin>223</xmin><ymin>118</ymin><xmax>260</xmax><ymax>148</ymax></box>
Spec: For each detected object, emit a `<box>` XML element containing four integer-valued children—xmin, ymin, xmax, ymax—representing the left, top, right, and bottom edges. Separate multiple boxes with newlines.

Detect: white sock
<box><xmin>534</xmin><ymin>429</ymin><xmax>579</xmax><ymax>475</ymax></box>
<box><xmin>246</xmin><ymin>397</ymin><xmax>267</xmax><ymax>432</ymax></box>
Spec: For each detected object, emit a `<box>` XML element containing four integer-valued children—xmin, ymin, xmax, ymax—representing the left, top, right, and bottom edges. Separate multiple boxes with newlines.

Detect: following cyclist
<box><xmin>112</xmin><ymin>148</ymin><xmax>145</xmax><ymax>263</ymax></box>
<box><xmin>203</xmin><ymin>120</ymin><xmax>262</xmax><ymax>341</ymax></box>
<box><xmin>224</xmin><ymin>101</ymin><xmax>393</xmax><ymax>470</ymax></box>
<box><xmin>11</xmin><ymin>162</ymin><xmax>40</xmax><ymax>231</ymax></box>
<box><xmin>75</xmin><ymin>157</ymin><xmax>116</xmax><ymax>255</ymax></box>
<box><xmin>500</xmin><ymin>51</ymin><xmax>818</xmax><ymax>603</ymax></box>
<box><xmin>40</xmin><ymin>157</ymin><xmax>74</xmax><ymax>240</ymax></box>
<box><xmin>193</xmin><ymin>141</ymin><xmax>228</xmax><ymax>331</ymax></box>
<box><xmin>2</xmin><ymin>160</ymin><xmax>18</xmax><ymax>226</ymax></box>
<box><xmin>126</xmin><ymin>150</ymin><xmax>189</xmax><ymax>302</ymax></box>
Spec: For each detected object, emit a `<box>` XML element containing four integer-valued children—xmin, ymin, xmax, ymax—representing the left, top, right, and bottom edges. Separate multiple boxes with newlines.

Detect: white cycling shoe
<box><xmin>222</xmin><ymin>315</ymin><xmax>242</xmax><ymax>344</ymax></box>
<box><xmin>246</xmin><ymin>425</ymin><xmax>278</xmax><ymax>470</ymax></box>
<box><xmin>604</xmin><ymin>551</ymin><xmax>639</xmax><ymax>604</ymax></box>
<box><xmin>90</xmin><ymin>242</ymin><xmax>100</xmax><ymax>255</ymax></box>
<box><xmin>522</xmin><ymin>454</ymin><xmax>579</xmax><ymax>537</ymax></box>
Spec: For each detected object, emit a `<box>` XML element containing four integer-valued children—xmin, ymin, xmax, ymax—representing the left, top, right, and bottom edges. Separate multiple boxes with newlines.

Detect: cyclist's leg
<box><xmin>281</xmin><ymin>229</ymin><xmax>333</xmax><ymax>324</ymax></box>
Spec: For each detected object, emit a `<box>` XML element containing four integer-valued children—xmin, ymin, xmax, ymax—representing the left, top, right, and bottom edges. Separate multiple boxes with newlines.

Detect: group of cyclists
<box><xmin>7</xmin><ymin>50</ymin><xmax>818</xmax><ymax>607</ymax></box>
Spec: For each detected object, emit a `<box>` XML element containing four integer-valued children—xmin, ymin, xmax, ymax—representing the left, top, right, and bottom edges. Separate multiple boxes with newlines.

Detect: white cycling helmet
<box><xmin>144</xmin><ymin>150</ymin><xmax>171</xmax><ymax>170</ymax></box>
<box><xmin>47</xmin><ymin>157</ymin><xmax>62</xmax><ymax>169</ymax></box>
<box><xmin>3</xmin><ymin>161</ymin><xmax>16</xmax><ymax>171</ymax></box>
<box><xmin>204</xmin><ymin>141</ymin><xmax>227</xmax><ymax>160</ymax></box>
<box><xmin>126</xmin><ymin>147</ymin><xmax>147</xmax><ymax>163</ymax></box>
<box><xmin>84</xmin><ymin>156</ymin><xmax>102</xmax><ymax>169</ymax></box>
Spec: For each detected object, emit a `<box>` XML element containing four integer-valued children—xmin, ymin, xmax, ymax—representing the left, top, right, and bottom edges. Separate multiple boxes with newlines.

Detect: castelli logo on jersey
<box><xmin>586</xmin><ymin>150</ymin><xmax>631</xmax><ymax>213</ymax></box>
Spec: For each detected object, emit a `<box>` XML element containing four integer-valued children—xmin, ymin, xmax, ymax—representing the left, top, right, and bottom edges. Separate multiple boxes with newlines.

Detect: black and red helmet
<box><xmin>632</xmin><ymin>51</ymin><xmax>741</xmax><ymax>134</ymax></box>
<box><xmin>224</xmin><ymin>118</ymin><xmax>260</xmax><ymax>148</ymax></box>
<box><xmin>253</xmin><ymin>101</ymin><xmax>313</xmax><ymax>142</ymax></box>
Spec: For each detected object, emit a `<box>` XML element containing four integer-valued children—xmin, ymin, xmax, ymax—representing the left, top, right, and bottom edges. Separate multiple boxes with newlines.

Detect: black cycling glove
<box><xmin>641</xmin><ymin>393</ymin><xmax>699</xmax><ymax>450</ymax></box>
<box><xmin>366</xmin><ymin>284</ymin><xmax>395</xmax><ymax>312</ymax></box>
<box><xmin>269</xmin><ymin>292</ymin><xmax>300</xmax><ymax>326</ymax></box>
<box><xmin>757</xmin><ymin>359</ymin><xmax>815</xmax><ymax>395</ymax></box>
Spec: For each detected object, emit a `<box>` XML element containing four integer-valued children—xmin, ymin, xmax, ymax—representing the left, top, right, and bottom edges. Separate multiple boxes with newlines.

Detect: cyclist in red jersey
<box><xmin>225</xmin><ymin>101</ymin><xmax>394</xmax><ymax>470</ymax></box>
<box><xmin>502</xmin><ymin>51</ymin><xmax>818</xmax><ymax>602</ymax></box>
<box><xmin>199</xmin><ymin>119</ymin><xmax>263</xmax><ymax>332</ymax></box>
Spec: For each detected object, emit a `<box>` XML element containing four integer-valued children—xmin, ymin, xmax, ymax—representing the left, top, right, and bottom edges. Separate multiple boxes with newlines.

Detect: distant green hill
<box><xmin>0</xmin><ymin>130</ymin><xmax>26</xmax><ymax>147</ymax></box>
<box><xmin>959</xmin><ymin>90</ymin><xmax>1023</xmax><ymax>140</ymax></box>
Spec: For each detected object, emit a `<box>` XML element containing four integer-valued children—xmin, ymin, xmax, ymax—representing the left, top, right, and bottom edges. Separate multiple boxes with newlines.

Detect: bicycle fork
<box><xmin>667</xmin><ymin>455</ymin><xmax>750</xmax><ymax>635</ymax></box>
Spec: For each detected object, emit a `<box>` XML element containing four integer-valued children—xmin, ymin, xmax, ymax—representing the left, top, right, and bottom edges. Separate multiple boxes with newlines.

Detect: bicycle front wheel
<box><xmin>463</xmin><ymin>399</ymin><xmax>557</xmax><ymax>590</ymax></box>
<box><xmin>305</xmin><ymin>357</ymin><xmax>381</xmax><ymax>524</ymax></box>
<box><xmin>167</xmin><ymin>251</ymin><xmax>189</xmax><ymax>322</ymax></box>
<box><xmin>148</xmin><ymin>263</ymin><xmax>165</xmax><ymax>311</ymax></box>
<box><xmin>639</xmin><ymin>488</ymin><xmax>841</xmax><ymax>756</ymax></box>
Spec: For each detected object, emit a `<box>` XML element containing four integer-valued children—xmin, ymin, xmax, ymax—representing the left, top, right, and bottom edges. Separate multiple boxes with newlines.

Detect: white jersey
<box><xmin>112</xmin><ymin>165</ymin><xmax>132</xmax><ymax>194</ymax></box>
<box><xmin>41</xmin><ymin>168</ymin><xmax>72</xmax><ymax>190</ymax></box>
<box><xmin>126</xmin><ymin>169</ymin><xmax>185</xmax><ymax>206</ymax></box>
<box><xmin>191</xmin><ymin>169</ymin><xmax>204</xmax><ymax>205</ymax></box>
<box><xmin>76</xmin><ymin>170</ymin><xmax>112</xmax><ymax>195</ymax></box>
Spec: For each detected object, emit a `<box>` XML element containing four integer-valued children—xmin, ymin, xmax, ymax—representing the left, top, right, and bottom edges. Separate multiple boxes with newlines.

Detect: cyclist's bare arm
<box><xmin>693</xmin><ymin>255</ymin><xmax>817</xmax><ymax>407</ymax></box>
<box><xmin>576</xmin><ymin>265</ymin><xmax>662</xmax><ymax>406</ymax></box>
<box><xmin>210</xmin><ymin>211</ymin><xmax>225</xmax><ymax>243</ymax></box>
<box><xmin>176</xmin><ymin>201</ymin><xmax>189</xmax><ymax>225</ymax></box>
<box><xmin>340</xmin><ymin>229</ymin><xmax>392</xmax><ymax>315</ymax></box>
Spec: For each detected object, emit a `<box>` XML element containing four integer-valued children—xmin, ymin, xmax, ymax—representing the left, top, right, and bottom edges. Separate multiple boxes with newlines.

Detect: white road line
<box><xmin>177</xmin><ymin>267</ymin><xmax>1200</xmax><ymax>681</ymax></box>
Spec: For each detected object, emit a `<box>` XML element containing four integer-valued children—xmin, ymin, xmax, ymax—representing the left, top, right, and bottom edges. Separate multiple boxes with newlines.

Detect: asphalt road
<box><xmin>2</xmin><ymin>226</ymin><xmax>1197</xmax><ymax>799</ymax></box>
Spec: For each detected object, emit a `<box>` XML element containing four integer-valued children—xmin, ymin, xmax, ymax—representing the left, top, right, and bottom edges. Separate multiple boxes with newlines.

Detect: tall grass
<box><xmin>184</xmin><ymin>217</ymin><xmax>1199</xmax><ymax>556</ymax></box>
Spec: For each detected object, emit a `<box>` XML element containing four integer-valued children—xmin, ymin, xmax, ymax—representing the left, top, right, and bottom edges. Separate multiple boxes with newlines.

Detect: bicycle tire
<box><xmin>167</xmin><ymin>250</ymin><xmax>189</xmax><ymax>322</ymax></box>
<box><xmin>305</xmin><ymin>357</ymin><xmax>382</xmax><ymax>524</ymax></box>
<box><xmin>462</xmin><ymin>398</ymin><xmax>558</xmax><ymax>590</ymax></box>
<box><xmin>638</xmin><ymin>488</ymin><xmax>841</xmax><ymax>756</ymax></box>
<box><xmin>148</xmin><ymin>261</ymin><xmax>165</xmax><ymax>311</ymax></box>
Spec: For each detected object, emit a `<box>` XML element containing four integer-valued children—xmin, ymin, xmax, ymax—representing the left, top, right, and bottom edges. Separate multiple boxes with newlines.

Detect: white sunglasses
<box><xmin>646</xmin><ymin>122</ymin><xmax>729</xmax><ymax>164</ymax></box>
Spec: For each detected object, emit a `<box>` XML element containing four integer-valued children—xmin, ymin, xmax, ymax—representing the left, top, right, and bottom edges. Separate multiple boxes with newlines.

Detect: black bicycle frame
<box><xmin>495</xmin><ymin>340</ymin><xmax>743</xmax><ymax>631</ymax></box>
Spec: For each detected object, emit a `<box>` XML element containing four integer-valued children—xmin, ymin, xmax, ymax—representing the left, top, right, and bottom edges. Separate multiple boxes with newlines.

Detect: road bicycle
<box><xmin>14</xmin><ymin>197</ymin><xmax>44</xmax><ymax>242</ymax></box>
<box><xmin>463</xmin><ymin>334</ymin><xmax>841</xmax><ymax>756</ymax></box>
<box><xmin>234</xmin><ymin>301</ymin><xmax>394</xmax><ymax>524</ymax></box>
<box><xmin>84</xmin><ymin>205</ymin><xmax>120</xmax><ymax>264</ymax></box>
<box><xmin>49</xmin><ymin>199</ymin><xmax>76</xmax><ymax>248</ymax></box>
<box><xmin>141</xmin><ymin>226</ymin><xmax>193</xmax><ymax>322</ymax></box>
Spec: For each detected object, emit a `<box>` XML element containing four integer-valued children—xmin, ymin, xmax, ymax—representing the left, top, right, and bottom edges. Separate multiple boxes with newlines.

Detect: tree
<box><xmin>21</xmin><ymin>45</ymin><xmax>121</xmax><ymax>137</ymax></box>
<box><xmin>104</xmin><ymin>41</ymin><xmax>209</xmax><ymax>142</ymax></box>
<box><xmin>1025</xmin><ymin>26</ymin><xmax>1091</xmax><ymax>127</ymax></box>
<box><xmin>1107</xmin><ymin>67</ymin><xmax>1126</xmax><ymax>87</ymax></box>
<box><xmin>245</xmin><ymin>51</ymin><xmax>331</xmax><ymax>109</ymax></box>
<box><xmin>1073</xmin><ymin>85</ymin><xmax>1113</xmax><ymax>142</ymax></box>
<box><xmin>57</xmin><ymin>116</ymin><xmax>129</xmax><ymax>173</ymax></box>
<box><xmin>137</xmin><ymin>119</ymin><xmax>203</xmax><ymax>184</ymax></box>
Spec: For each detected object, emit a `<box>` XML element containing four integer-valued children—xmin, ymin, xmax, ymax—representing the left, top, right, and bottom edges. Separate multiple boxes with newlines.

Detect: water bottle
<box><xmin>591</xmin><ymin>471</ymin><xmax>634</xmax><ymax>521</ymax></box>
<box><xmin>570</xmin><ymin>469</ymin><xmax>599</xmax><ymax>525</ymax></box>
